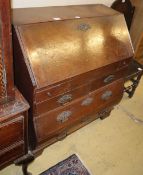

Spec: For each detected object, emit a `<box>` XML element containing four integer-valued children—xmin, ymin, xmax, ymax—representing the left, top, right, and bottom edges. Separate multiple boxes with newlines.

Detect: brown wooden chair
<box><xmin>124</xmin><ymin>60</ymin><xmax>143</xmax><ymax>98</ymax></box>
<box><xmin>111</xmin><ymin>1</ymin><xmax>143</xmax><ymax>97</ymax></box>
<box><xmin>111</xmin><ymin>0</ymin><xmax>135</xmax><ymax>30</ymax></box>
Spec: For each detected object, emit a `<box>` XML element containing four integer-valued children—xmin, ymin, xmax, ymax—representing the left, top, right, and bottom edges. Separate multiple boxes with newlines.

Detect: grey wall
<box><xmin>12</xmin><ymin>0</ymin><xmax>114</xmax><ymax>8</ymax></box>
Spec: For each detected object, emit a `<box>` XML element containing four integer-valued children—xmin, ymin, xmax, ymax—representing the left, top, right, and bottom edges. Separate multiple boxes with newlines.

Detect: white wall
<box><xmin>12</xmin><ymin>0</ymin><xmax>114</xmax><ymax>8</ymax></box>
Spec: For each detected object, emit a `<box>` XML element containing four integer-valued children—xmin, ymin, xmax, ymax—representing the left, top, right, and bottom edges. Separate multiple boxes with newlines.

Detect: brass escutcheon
<box><xmin>77</xmin><ymin>23</ymin><xmax>91</xmax><ymax>31</ymax></box>
<box><xmin>57</xmin><ymin>110</ymin><xmax>72</xmax><ymax>123</ymax></box>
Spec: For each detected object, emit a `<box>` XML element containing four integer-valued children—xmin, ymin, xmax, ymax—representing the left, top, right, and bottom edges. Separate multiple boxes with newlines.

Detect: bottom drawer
<box><xmin>0</xmin><ymin>142</ymin><xmax>24</xmax><ymax>169</ymax></box>
<box><xmin>34</xmin><ymin>79</ymin><xmax>124</xmax><ymax>144</ymax></box>
<box><xmin>36</xmin><ymin>106</ymin><xmax>113</xmax><ymax>149</ymax></box>
<box><xmin>52</xmin><ymin>106</ymin><xmax>113</xmax><ymax>142</ymax></box>
<box><xmin>0</xmin><ymin>116</ymin><xmax>24</xmax><ymax>150</ymax></box>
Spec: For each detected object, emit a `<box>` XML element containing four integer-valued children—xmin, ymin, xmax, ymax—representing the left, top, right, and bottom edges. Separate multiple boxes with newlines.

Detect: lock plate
<box><xmin>77</xmin><ymin>23</ymin><xmax>91</xmax><ymax>31</ymax></box>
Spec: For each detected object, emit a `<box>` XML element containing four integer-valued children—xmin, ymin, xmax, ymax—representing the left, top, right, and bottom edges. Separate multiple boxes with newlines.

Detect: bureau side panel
<box><xmin>13</xmin><ymin>27</ymin><xmax>37</xmax><ymax>149</ymax></box>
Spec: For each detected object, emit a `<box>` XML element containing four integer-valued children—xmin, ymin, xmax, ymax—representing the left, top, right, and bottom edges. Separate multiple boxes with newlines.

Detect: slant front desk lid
<box><xmin>13</xmin><ymin>5</ymin><xmax>134</xmax><ymax>89</ymax></box>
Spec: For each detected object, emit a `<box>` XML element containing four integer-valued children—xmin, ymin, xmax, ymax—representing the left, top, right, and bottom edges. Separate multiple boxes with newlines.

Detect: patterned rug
<box><xmin>40</xmin><ymin>154</ymin><xmax>91</xmax><ymax>175</ymax></box>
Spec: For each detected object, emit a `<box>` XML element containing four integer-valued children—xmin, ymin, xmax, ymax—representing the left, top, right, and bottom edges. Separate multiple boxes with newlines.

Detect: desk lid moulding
<box><xmin>12</xmin><ymin>4</ymin><xmax>120</xmax><ymax>25</ymax></box>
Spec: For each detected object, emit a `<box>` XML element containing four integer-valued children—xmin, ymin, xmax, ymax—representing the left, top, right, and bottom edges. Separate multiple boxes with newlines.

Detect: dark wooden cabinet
<box><xmin>0</xmin><ymin>0</ymin><xmax>29</xmax><ymax>170</ymax></box>
<box><xmin>0</xmin><ymin>0</ymin><xmax>15</xmax><ymax>104</ymax></box>
<box><xmin>0</xmin><ymin>90</ymin><xmax>29</xmax><ymax>169</ymax></box>
<box><xmin>12</xmin><ymin>4</ymin><xmax>134</xmax><ymax>155</ymax></box>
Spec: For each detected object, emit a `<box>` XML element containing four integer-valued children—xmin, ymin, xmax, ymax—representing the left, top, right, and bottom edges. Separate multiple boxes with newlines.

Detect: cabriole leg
<box><xmin>14</xmin><ymin>151</ymin><xmax>34</xmax><ymax>175</ymax></box>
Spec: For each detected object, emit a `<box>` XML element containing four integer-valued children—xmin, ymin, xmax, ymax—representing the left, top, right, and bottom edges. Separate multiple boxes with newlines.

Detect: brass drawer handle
<box><xmin>58</xmin><ymin>94</ymin><xmax>72</xmax><ymax>105</ymax></box>
<box><xmin>57</xmin><ymin>110</ymin><xmax>72</xmax><ymax>123</ymax></box>
<box><xmin>81</xmin><ymin>97</ymin><xmax>94</xmax><ymax>106</ymax></box>
<box><xmin>104</xmin><ymin>75</ymin><xmax>115</xmax><ymax>84</ymax></box>
<box><xmin>101</xmin><ymin>91</ymin><xmax>113</xmax><ymax>100</ymax></box>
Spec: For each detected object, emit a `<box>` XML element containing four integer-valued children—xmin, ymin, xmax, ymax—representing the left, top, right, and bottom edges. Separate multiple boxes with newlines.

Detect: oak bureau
<box><xmin>12</xmin><ymin>4</ymin><xmax>134</xmax><ymax>174</ymax></box>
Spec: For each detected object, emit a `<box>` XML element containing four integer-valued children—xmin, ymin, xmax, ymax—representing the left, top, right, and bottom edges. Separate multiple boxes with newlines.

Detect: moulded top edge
<box><xmin>12</xmin><ymin>4</ymin><xmax>120</xmax><ymax>25</ymax></box>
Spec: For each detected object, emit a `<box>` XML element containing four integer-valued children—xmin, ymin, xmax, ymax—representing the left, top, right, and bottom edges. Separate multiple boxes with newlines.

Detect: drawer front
<box><xmin>34</xmin><ymin>79</ymin><xmax>124</xmax><ymax>143</ymax></box>
<box><xmin>35</xmin><ymin>60</ymin><xmax>130</xmax><ymax>103</ymax></box>
<box><xmin>0</xmin><ymin>142</ymin><xmax>24</xmax><ymax>169</ymax></box>
<box><xmin>35</xmin><ymin>69</ymin><xmax>126</xmax><ymax>115</ymax></box>
<box><xmin>0</xmin><ymin>116</ymin><xmax>24</xmax><ymax>150</ymax></box>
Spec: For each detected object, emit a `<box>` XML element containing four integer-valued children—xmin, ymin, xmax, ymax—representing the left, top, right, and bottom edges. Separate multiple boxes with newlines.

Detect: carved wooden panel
<box><xmin>0</xmin><ymin>16</ymin><xmax>6</xmax><ymax>101</ymax></box>
<box><xmin>0</xmin><ymin>0</ymin><xmax>15</xmax><ymax>104</ymax></box>
<box><xmin>0</xmin><ymin>48</ymin><xmax>6</xmax><ymax>100</ymax></box>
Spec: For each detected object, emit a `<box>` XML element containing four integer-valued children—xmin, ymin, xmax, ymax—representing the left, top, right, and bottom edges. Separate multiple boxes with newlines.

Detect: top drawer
<box><xmin>35</xmin><ymin>59</ymin><xmax>130</xmax><ymax>103</ymax></box>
